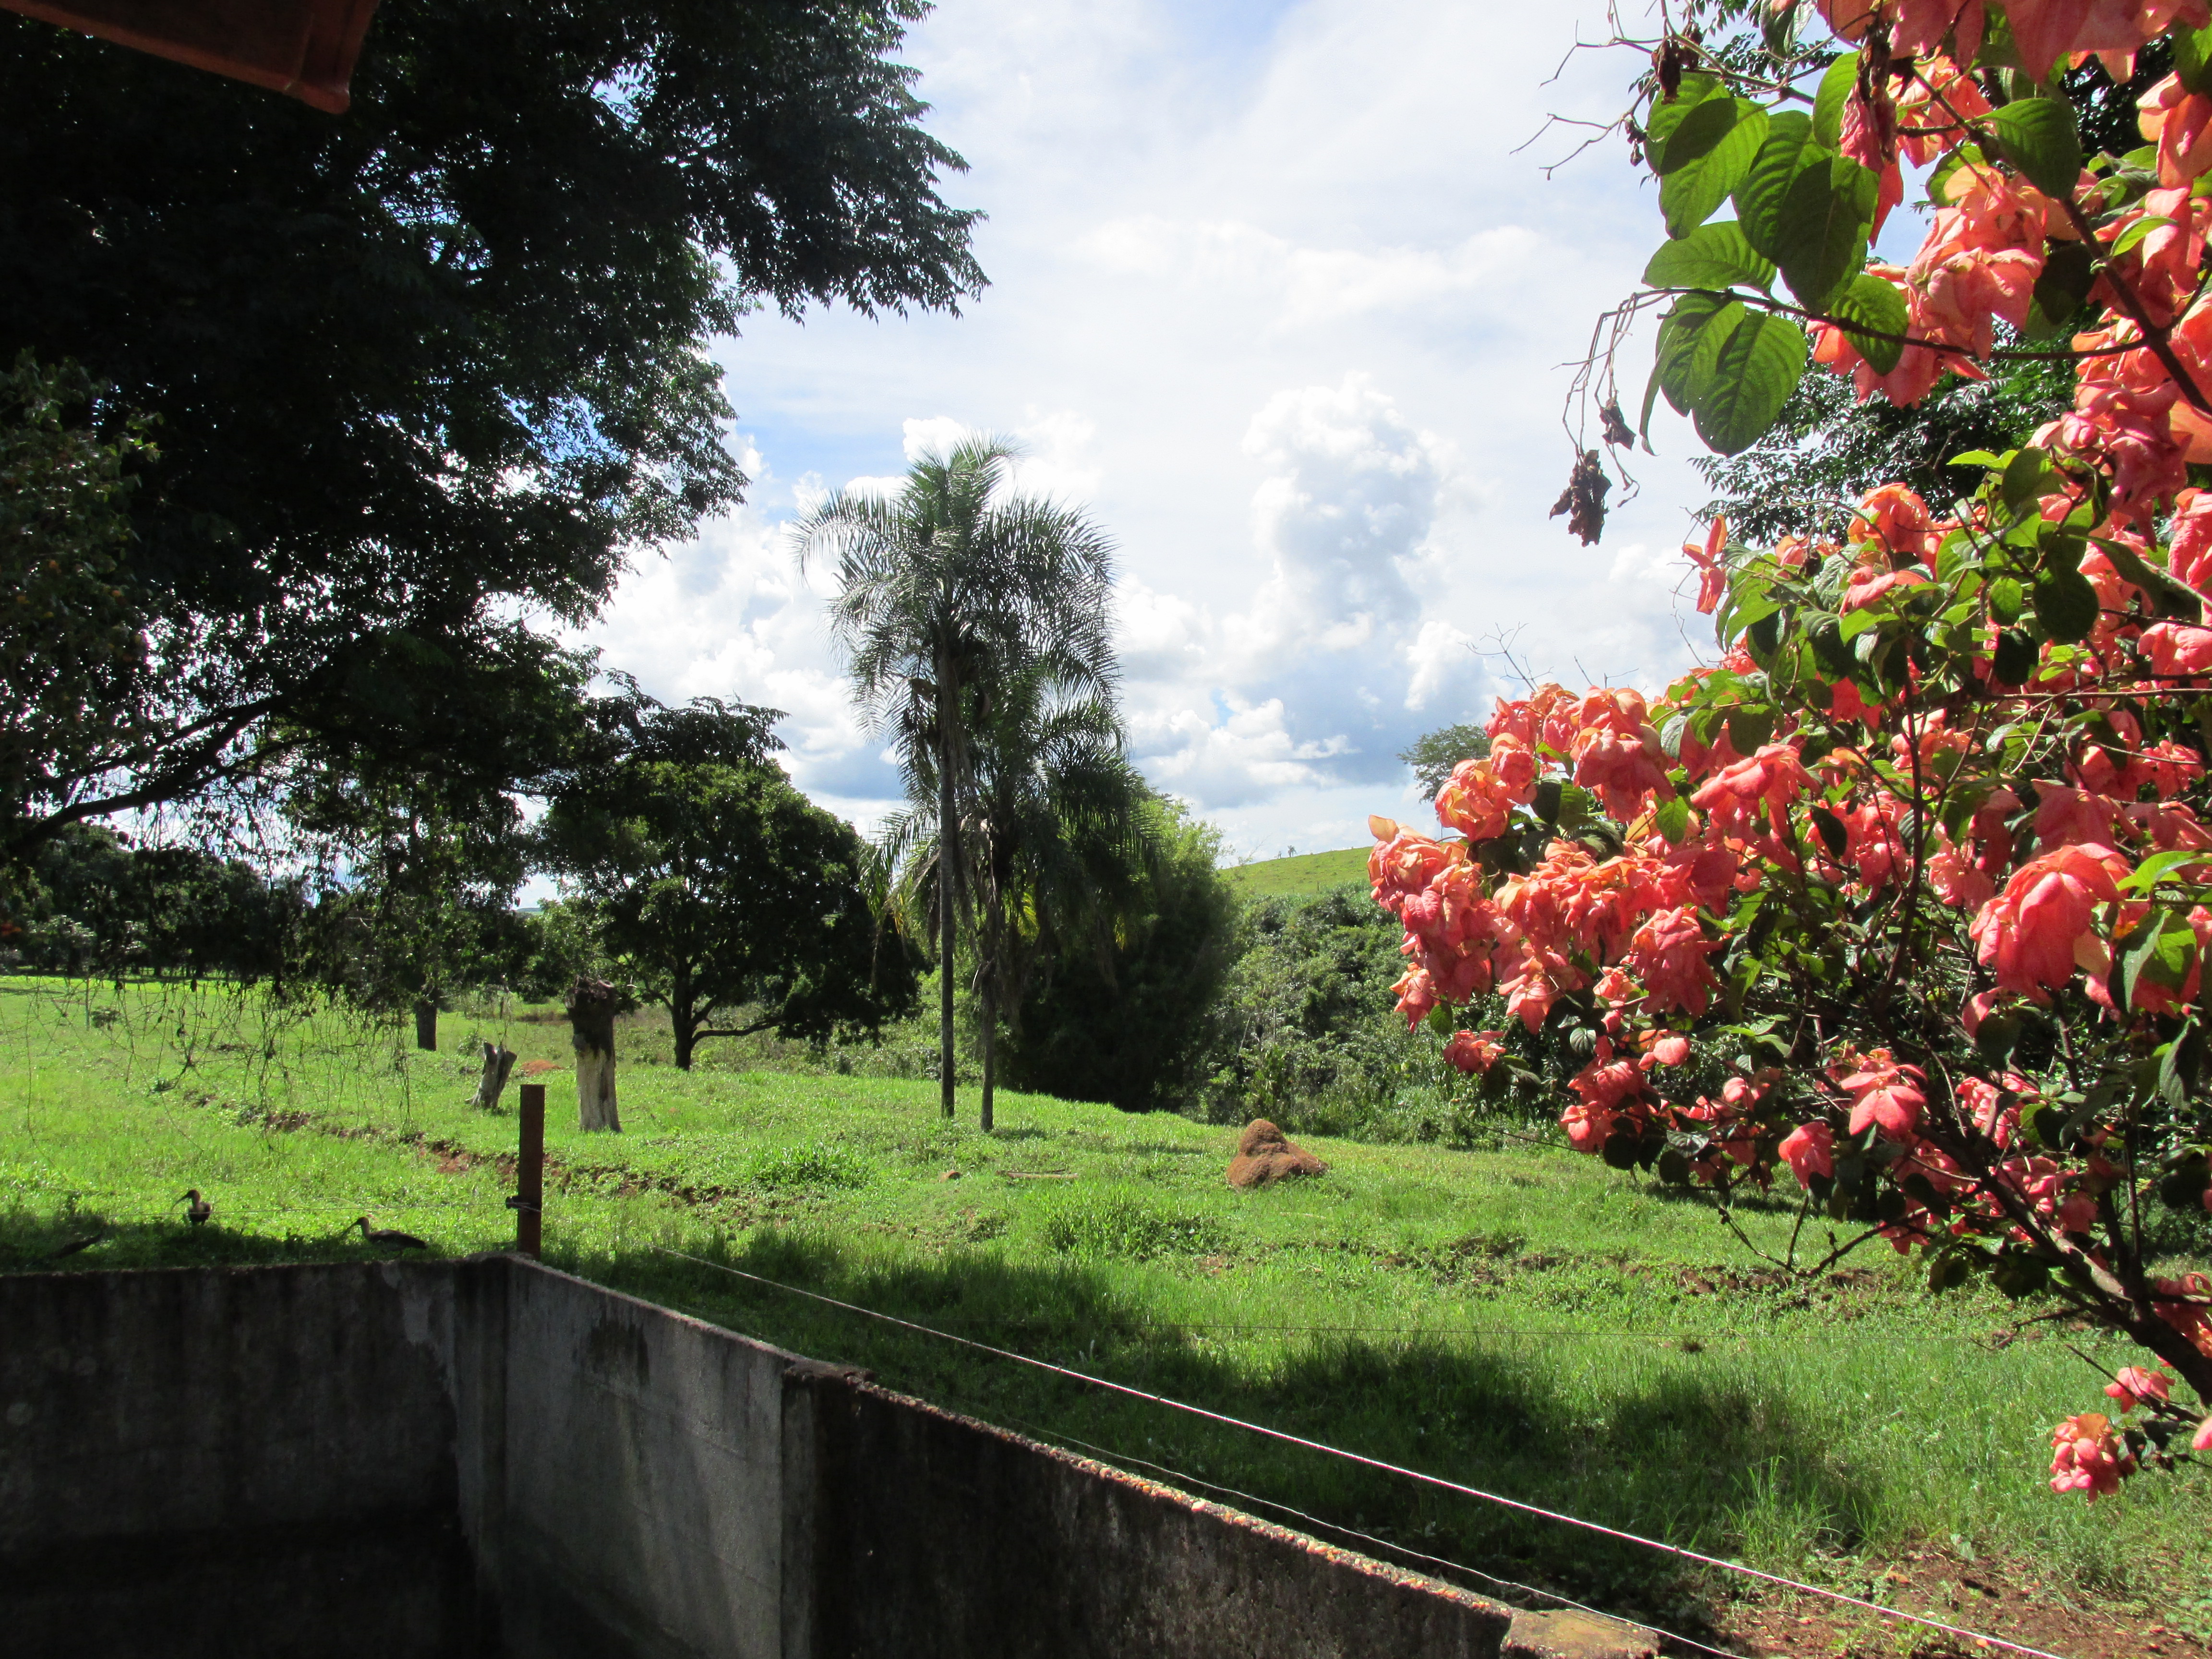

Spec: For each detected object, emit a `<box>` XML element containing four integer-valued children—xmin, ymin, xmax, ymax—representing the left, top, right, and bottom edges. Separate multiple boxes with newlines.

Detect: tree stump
<box><xmin>471</xmin><ymin>1042</ymin><xmax>517</xmax><ymax>1111</ymax></box>
<box><xmin>566</xmin><ymin>977</ymin><xmax>623</xmax><ymax>1132</ymax></box>
<box><xmin>413</xmin><ymin>997</ymin><xmax>439</xmax><ymax>1051</ymax></box>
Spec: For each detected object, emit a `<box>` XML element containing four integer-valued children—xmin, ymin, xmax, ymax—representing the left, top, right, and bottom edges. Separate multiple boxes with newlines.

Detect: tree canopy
<box><xmin>537</xmin><ymin>681</ymin><xmax>921</xmax><ymax>1070</ymax></box>
<box><xmin>0</xmin><ymin>0</ymin><xmax>984</xmax><ymax>855</ymax></box>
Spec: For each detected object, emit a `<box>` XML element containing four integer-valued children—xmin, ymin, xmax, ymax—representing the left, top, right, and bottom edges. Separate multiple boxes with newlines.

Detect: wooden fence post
<box><xmin>511</xmin><ymin>1081</ymin><xmax>544</xmax><ymax>1258</ymax></box>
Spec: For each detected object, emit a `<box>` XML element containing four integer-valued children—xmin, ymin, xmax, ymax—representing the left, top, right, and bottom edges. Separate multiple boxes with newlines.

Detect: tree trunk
<box><xmin>979</xmin><ymin>981</ymin><xmax>996</xmax><ymax>1134</ymax></box>
<box><xmin>673</xmin><ymin>971</ymin><xmax>695</xmax><ymax>1071</ymax></box>
<box><xmin>471</xmin><ymin>1042</ymin><xmax>517</xmax><ymax>1111</ymax></box>
<box><xmin>938</xmin><ymin>721</ymin><xmax>958</xmax><ymax>1121</ymax></box>
<box><xmin>413</xmin><ymin>998</ymin><xmax>438</xmax><ymax>1052</ymax></box>
<box><xmin>566</xmin><ymin>977</ymin><xmax>622</xmax><ymax>1132</ymax></box>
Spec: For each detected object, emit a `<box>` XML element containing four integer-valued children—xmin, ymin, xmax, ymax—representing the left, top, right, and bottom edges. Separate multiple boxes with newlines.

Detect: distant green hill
<box><xmin>1222</xmin><ymin>844</ymin><xmax>1369</xmax><ymax>899</ymax></box>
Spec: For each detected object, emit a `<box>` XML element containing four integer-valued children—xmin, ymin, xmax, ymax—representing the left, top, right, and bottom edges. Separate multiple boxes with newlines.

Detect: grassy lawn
<box><xmin>1223</xmin><ymin>844</ymin><xmax>1369</xmax><ymax>898</ymax></box>
<box><xmin>3</xmin><ymin>975</ymin><xmax>2208</xmax><ymax>1644</ymax></box>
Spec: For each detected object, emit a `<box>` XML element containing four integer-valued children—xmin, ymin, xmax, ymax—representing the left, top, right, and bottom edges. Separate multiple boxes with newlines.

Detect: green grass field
<box><xmin>3</xmin><ymin>974</ymin><xmax>2207</xmax><ymax>1642</ymax></box>
<box><xmin>1223</xmin><ymin>844</ymin><xmax>1370</xmax><ymax>898</ymax></box>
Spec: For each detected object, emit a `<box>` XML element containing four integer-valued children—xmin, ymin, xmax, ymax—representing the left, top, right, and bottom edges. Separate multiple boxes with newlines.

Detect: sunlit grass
<box><xmin>2</xmin><ymin>974</ymin><xmax>2206</xmax><ymax>1629</ymax></box>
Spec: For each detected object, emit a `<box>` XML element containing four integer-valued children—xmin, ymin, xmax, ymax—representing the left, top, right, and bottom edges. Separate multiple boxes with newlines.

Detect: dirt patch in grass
<box><xmin>1707</xmin><ymin>1548</ymin><xmax>2206</xmax><ymax>1658</ymax></box>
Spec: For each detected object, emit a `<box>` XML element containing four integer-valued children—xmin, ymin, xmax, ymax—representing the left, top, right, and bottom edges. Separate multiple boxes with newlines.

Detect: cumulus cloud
<box><xmin>1127</xmin><ymin>373</ymin><xmax>1486</xmax><ymax>807</ymax></box>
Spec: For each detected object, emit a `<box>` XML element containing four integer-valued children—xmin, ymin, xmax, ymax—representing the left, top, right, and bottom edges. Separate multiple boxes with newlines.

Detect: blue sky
<box><xmin>571</xmin><ymin>0</ymin><xmax>1897</xmax><ymax>861</ymax></box>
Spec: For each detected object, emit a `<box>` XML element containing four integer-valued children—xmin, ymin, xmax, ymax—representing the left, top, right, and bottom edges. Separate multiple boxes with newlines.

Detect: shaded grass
<box><xmin>2</xmin><ymin>974</ymin><xmax>2207</xmax><ymax>1630</ymax></box>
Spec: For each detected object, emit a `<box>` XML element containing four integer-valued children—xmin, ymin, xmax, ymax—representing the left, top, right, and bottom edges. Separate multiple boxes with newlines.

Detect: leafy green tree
<box><xmin>797</xmin><ymin>435</ymin><xmax>1118</xmax><ymax>1121</ymax></box>
<box><xmin>1397</xmin><ymin>722</ymin><xmax>1491</xmax><ymax>798</ymax></box>
<box><xmin>0</xmin><ymin>355</ymin><xmax>159</xmax><ymax>876</ymax></box>
<box><xmin>1004</xmin><ymin>798</ymin><xmax>1241</xmax><ymax>1114</ymax></box>
<box><xmin>0</xmin><ymin>1</ymin><xmax>983</xmax><ymax>856</ymax></box>
<box><xmin>537</xmin><ymin>682</ymin><xmax>920</xmax><ymax>1076</ymax></box>
<box><xmin>11</xmin><ymin>822</ymin><xmax>300</xmax><ymax>982</ymax></box>
<box><xmin>287</xmin><ymin>772</ymin><xmax>530</xmax><ymax>1049</ymax></box>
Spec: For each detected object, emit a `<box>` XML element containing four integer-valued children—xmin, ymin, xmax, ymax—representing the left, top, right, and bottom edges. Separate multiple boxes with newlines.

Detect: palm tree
<box><xmin>887</xmin><ymin>660</ymin><xmax>1147</xmax><ymax>1129</ymax></box>
<box><xmin>794</xmin><ymin>434</ymin><xmax>1118</xmax><ymax>1121</ymax></box>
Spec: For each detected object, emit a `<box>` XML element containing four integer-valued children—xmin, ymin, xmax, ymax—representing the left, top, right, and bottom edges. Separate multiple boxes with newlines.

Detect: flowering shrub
<box><xmin>1466</xmin><ymin>0</ymin><xmax>2212</xmax><ymax>1499</ymax></box>
<box><xmin>1373</xmin><ymin>470</ymin><xmax>2212</xmax><ymax>1490</ymax></box>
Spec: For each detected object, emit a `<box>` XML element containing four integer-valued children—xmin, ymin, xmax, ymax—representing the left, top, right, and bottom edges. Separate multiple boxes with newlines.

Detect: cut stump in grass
<box><xmin>472</xmin><ymin>1042</ymin><xmax>517</xmax><ymax>1111</ymax></box>
<box><xmin>566</xmin><ymin>977</ymin><xmax>623</xmax><ymax>1133</ymax></box>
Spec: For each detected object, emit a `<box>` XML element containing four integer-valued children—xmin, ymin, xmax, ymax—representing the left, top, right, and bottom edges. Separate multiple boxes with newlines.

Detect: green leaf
<box><xmin>1682</xmin><ymin>298</ymin><xmax>1750</xmax><ymax>414</ymax></box>
<box><xmin>1643</xmin><ymin>292</ymin><xmax>1735</xmax><ymax>435</ymax></box>
<box><xmin>1655</xmin><ymin>795</ymin><xmax>1691</xmax><ymax>844</ymax></box>
<box><xmin>1825</xmin><ymin>271</ymin><xmax>1907</xmax><ymax>374</ymax></box>
<box><xmin>1988</xmin><ymin>575</ymin><xmax>2024</xmax><ymax>623</ymax></box>
<box><xmin>1660</xmin><ymin>101</ymin><xmax>1771</xmax><ymax>237</ymax></box>
<box><xmin>1991</xmin><ymin>625</ymin><xmax>2038</xmax><ymax>683</ymax></box>
<box><xmin>1643</xmin><ymin>220</ymin><xmax>1777</xmax><ymax>291</ymax></box>
<box><xmin>1691</xmin><ymin>311</ymin><xmax>1807</xmax><ymax>455</ymax></box>
<box><xmin>2032</xmin><ymin>570</ymin><xmax>2100</xmax><ymax>643</ymax></box>
<box><xmin>2000</xmin><ymin>446</ymin><xmax>2050</xmax><ymax>510</ymax></box>
<box><xmin>1808</xmin><ymin>803</ymin><xmax>1848</xmax><ymax>858</ymax></box>
<box><xmin>1725</xmin><ymin>705</ymin><xmax>1776</xmax><ymax>752</ymax></box>
<box><xmin>2178</xmin><ymin>24</ymin><xmax>2212</xmax><ymax>94</ymax></box>
<box><xmin>2110</xmin><ymin>213</ymin><xmax>2174</xmax><ymax>258</ymax></box>
<box><xmin>1739</xmin><ymin>115</ymin><xmax>1878</xmax><ymax>312</ymax></box>
<box><xmin>1812</xmin><ymin>52</ymin><xmax>1857</xmax><ymax>150</ymax></box>
<box><xmin>1989</xmin><ymin>98</ymin><xmax>2082</xmax><ymax>199</ymax></box>
<box><xmin>1647</xmin><ymin>72</ymin><xmax>1729</xmax><ymax>161</ymax></box>
<box><xmin>1948</xmin><ymin>449</ymin><xmax>2005</xmax><ymax>468</ymax></box>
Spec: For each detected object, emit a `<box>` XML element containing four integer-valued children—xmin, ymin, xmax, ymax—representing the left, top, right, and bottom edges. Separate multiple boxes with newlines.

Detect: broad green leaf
<box><xmin>1680</xmin><ymin>297</ymin><xmax>1750</xmax><ymax>415</ymax></box>
<box><xmin>1735</xmin><ymin>111</ymin><xmax>1815</xmax><ymax>260</ymax></box>
<box><xmin>2032</xmin><ymin>570</ymin><xmax>2100</xmax><ymax>643</ymax></box>
<box><xmin>1646</xmin><ymin>72</ymin><xmax>1728</xmax><ymax>160</ymax></box>
<box><xmin>2180</xmin><ymin>25</ymin><xmax>2212</xmax><ymax>94</ymax></box>
<box><xmin>2029</xmin><ymin>238</ymin><xmax>2102</xmax><ymax>345</ymax></box>
<box><xmin>1988</xmin><ymin>576</ymin><xmax>2024</xmax><ymax>622</ymax></box>
<box><xmin>2001</xmin><ymin>446</ymin><xmax>2050</xmax><ymax>510</ymax></box>
<box><xmin>1948</xmin><ymin>449</ymin><xmax>2005</xmax><ymax>468</ymax></box>
<box><xmin>1643</xmin><ymin>221</ymin><xmax>1776</xmax><ymax>291</ymax></box>
<box><xmin>1772</xmin><ymin>156</ymin><xmax>1878</xmax><ymax>312</ymax></box>
<box><xmin>1655</xmin><ymin>795</ymin><xmax>1691</xmax><ymax>844</ymax></box>
<box><xmin>1989</xmin><ymin>97</ymin><xmax>2082</xmax><ymax>198</ymax></box>
<box><xmin>1825</xmin><ymin>271</ymin><xmax>1907</xmax><ymax>374</ymax></box>
<box><xmin>1660</xmin><ymin>101</ymin><xmax>1771</xmax><ymax>237</ymax></box>
<box><xmin>1691</xmin><ymin>310</ymin><xmax>1807</xmax><ymax>455</ymax></box>
<box><xmin>1812</xmin><ymin>52</ymin><xmax>1857</xmax><ymax>149</ymax></box>
<box><xmin>2111</xmin><ymin>213</ymin><xmax>2174</xmax><ymax>258</ymax></box>
<box><xmin>1642</xmin><ymin>292</ymin><xmax>1736</xmax><ymax>437</ymax></box>
<box><xmin>1992</xmin><ymin>626</ymin><xmax>2037</xmax><ymax>682</ymax></box>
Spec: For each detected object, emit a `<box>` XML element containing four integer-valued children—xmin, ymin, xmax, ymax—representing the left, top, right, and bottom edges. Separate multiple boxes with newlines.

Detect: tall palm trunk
<box><xmin>979</xmin><ymin>978</ymin><xmax>997</xmax><ymax>1133</ymax></box>
<box><xmin>937</xmin><ymin>662</ymin><xmax>957</xmax><ymax>1119</ymax></box>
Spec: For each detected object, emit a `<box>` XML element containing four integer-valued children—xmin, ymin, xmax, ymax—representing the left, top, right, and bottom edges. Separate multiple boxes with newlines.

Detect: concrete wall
<box><xmin>0</xmin><ymin>1260</ymin><xmax>483</xmax><ymax>1657</ymax></box>
<box><xmin>0</xmin><ymin>1258</ymin><xmax>1512</xmax><ymax>1659</ymax></box>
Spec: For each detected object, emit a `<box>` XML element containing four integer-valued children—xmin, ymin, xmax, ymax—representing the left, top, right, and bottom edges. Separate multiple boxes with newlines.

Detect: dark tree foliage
<box><xmin>8</xmin><ymin>824</ymin><xmax>301</xmax><ymax>981</ymax></box>
<box><xmin>0</xmin><ymin>0</ymin><xmax>983</xmax><ymax>853</ymax></box>
<box><xmin>1397</xmin><ymin>722</ymin><xmax>1491</xmax><ymax>798</ymax></box>
<box><xmin>1206</xmin><ymin>884</ymin><xmax>1407</xmax><ymax>1128</ymax></box>
<box><xmin>1001</xmin><ymin>799</ymin><xmax>1240</xmax><ymax>1114</ymax></box>
<box><xmin>1690</xmin><ymin>350</ymin><xmax>2075</xmax><ymax>541</ymax></box>
<box><xmin>538</xmin><ymin>681</ymin><xmax>922</xmax><ymax>1070</ymax></box>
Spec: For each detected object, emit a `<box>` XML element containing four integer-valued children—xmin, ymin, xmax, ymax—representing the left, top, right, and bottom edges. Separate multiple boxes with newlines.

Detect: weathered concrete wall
<box><xmin>789</xmin><ymin>1367</ymin><xmax>1512</xmax><ymax>1659</ymax></box>
<box><xmin>0</xmin><ymin>1257</ymin><xmax>1512</xmax><ymax>1659</ymax></box>
<box><xmin>0</xmin><ymin>1260</ymin><xmax>484</xmax><ymax>1657</ymax></box>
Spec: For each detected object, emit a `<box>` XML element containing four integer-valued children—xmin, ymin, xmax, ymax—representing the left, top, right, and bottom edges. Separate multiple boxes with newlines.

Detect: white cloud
<box><xmin>575</xmin><ymin>0</ymin><xmax>1731</xmax><ymax>852</ymax></box>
